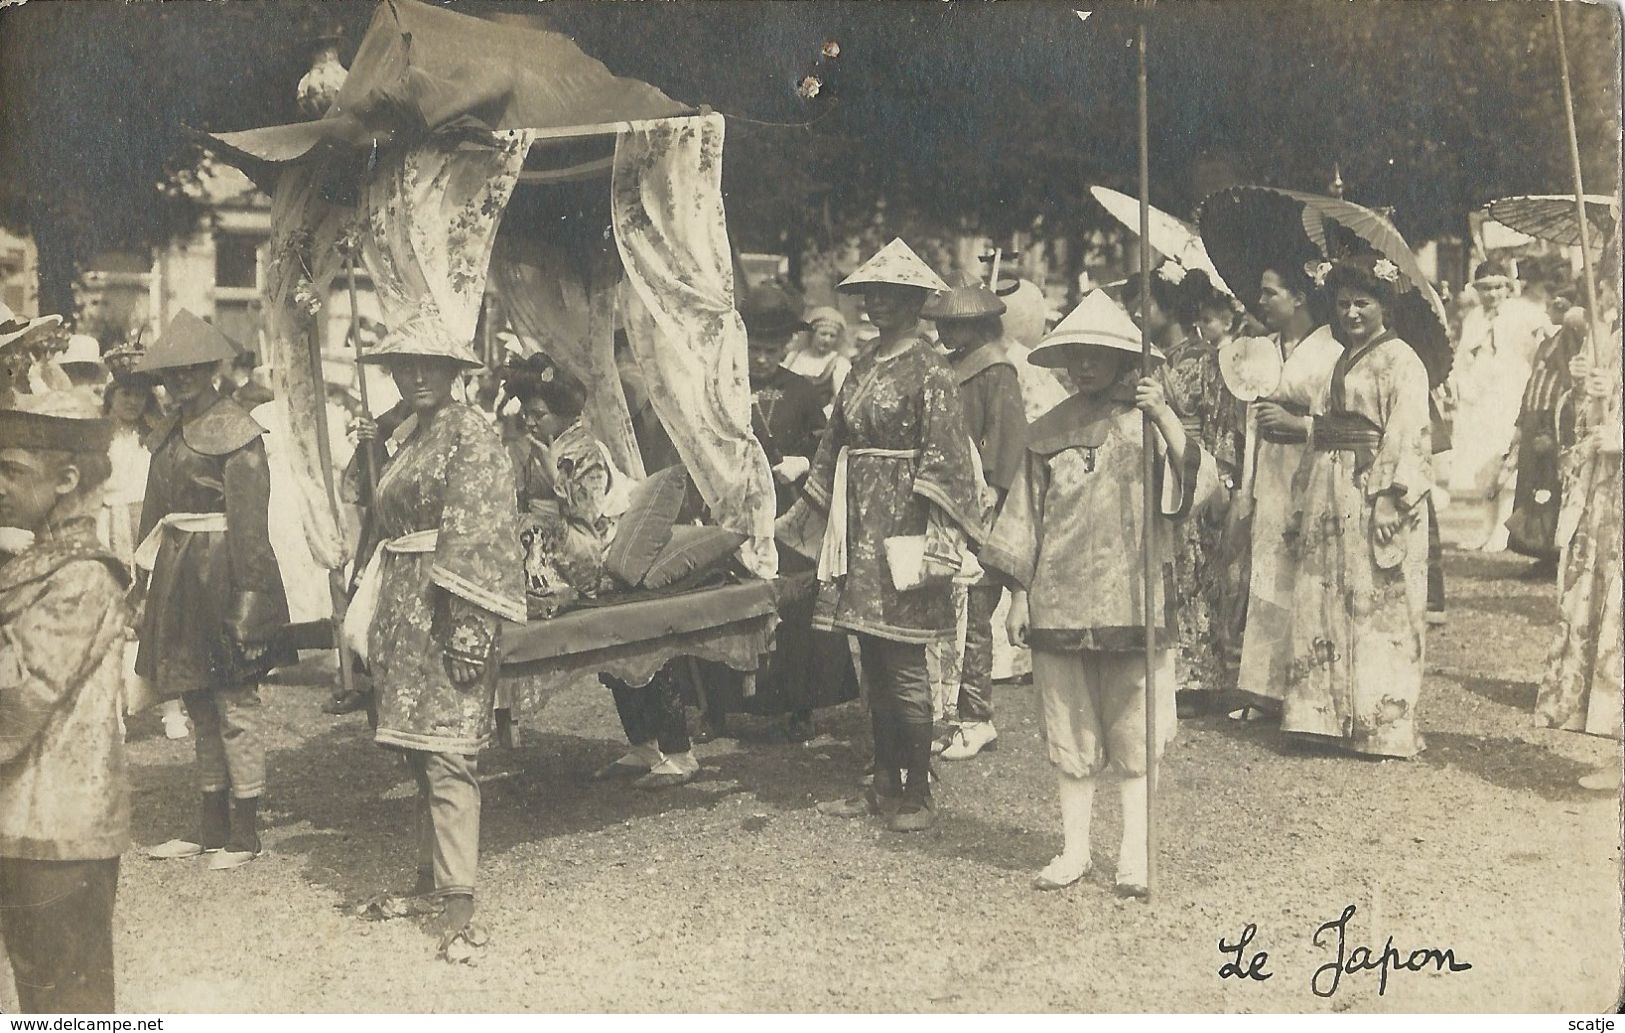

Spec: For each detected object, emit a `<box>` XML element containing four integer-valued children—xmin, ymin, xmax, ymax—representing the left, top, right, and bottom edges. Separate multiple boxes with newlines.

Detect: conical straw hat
<box><xmin>837</xmin><ymin>238</ymin><xmax>951</xmax><ymax>294</ymax></box>
<box><xmin>1029</xmin><ymin>290</ymin><xmax>1162</xmax><ymax>368</ymax></box>
<box><xmin>922</xmin><ymin>275</ymin><xmax>1007</xmax><ymax>321</ymax></box>
<box><xmin>358</xmin><ymin>309</ymin><xmax>483</xmax><ymax>369</ymax></box>
<box><xmin>137</xmin><ymin>310</ymin><xmax>240</xmax><ymax>373</ymax></box>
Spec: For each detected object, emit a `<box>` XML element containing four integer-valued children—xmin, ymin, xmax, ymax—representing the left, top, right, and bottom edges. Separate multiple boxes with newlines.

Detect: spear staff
<box><xmin>1134</xmin><ymin>3</ymin><xmax>1159</xmax><ymax>901</ymax></box>
<box><xmin>1551</xmin><ymin>1</ymin><xmax>1606</xmax><ymax>365</ymax></box>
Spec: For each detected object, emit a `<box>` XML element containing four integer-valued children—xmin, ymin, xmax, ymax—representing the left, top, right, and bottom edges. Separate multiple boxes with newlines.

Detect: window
<box><xmin>215</xmin><ymin>233</ymin><xmax>260</xmax><ymax>290</ymax></box>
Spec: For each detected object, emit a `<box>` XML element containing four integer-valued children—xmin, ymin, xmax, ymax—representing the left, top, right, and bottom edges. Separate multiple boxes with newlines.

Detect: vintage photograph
<box><xmin>0</xmin><ymin>0</ymin><xmax>1620</xmax><ymax>1015</ymax></box>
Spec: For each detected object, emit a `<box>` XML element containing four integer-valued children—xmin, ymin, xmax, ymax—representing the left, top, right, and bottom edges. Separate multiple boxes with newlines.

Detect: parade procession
<box><xmin>0</xmin><ymin>0</ymin><xmax>1620</xmax><ymax>1017</ymax></box>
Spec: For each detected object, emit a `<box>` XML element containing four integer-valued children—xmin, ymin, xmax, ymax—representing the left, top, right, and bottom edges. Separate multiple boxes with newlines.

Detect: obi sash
<box><xmin>1256</xmin><ymin>401</ymin><xmax>1311</xmax><ymax>444</ymax></box>
<box><xmin>132</xmin><ymin>512</ymin><xmax>228</xmax><ymax>573</ymax></box>
<box><xmin>816</xmin><ymin>446</ymin><xmax>920</xmax><ymax>582</ymax></box>
<box><xmin>341</xmin><ymin>529</ymin><xmax>439</xmax><ymax>665</ymax></box>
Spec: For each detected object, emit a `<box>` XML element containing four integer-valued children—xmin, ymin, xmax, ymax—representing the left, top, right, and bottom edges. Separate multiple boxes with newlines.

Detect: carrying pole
<box><xmin>1552</xmin><ymin>1</ymin><xmax>1604</xmax><ymax>363</ymax></box>
<box><xmin>344</xmin><ymin>251</ymin><xmax>377</xmax><ymax>495</ymax></box>
<box><xmin>1136</xmin><ymin>14</ymin><xmax>1159</xmax><ymax>900</ymax></box>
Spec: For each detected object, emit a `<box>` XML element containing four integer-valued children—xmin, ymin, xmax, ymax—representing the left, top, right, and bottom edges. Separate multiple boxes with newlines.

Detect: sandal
<box><xmin>437</xmin><ymin>922</ymin><xmax>490</xmax><ymax>964</ymax></box>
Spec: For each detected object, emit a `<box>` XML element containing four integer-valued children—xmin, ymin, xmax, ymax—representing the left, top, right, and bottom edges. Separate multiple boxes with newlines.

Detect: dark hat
<box><xmin>922</xmin><ymin>277</ymin><xmax>1007</xmax><ymax>321</ymax></box>
<box><xmin>739</xmin><ymin>284</ymin><xmax>808</xmax><ymax>338</ymax></box>
<box><xmin>138</xmin><ymin>311</ymin><xmax>239</xmax><ymax>374</ymax></box>
<box><xmin>0</xmin><ymin>388</ymin><xmax>113</xmax><ymax>452</ymax></box>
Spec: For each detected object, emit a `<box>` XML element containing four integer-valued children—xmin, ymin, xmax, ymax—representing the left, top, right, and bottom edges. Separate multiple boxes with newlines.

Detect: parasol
<box><xmin>1484</xmin><ymin>194</ymin><xmax>1618</xmax><ymax>249</ymax></box>
<box><xmin>1197</xmin><ymin>185</ymin><xmax>1452</xmax><ymax>387</ymax></box>
<box><xmin>1091</xmin><ymin>185</ymin><xmax>1232</xmax><ymax>295</ymax></box>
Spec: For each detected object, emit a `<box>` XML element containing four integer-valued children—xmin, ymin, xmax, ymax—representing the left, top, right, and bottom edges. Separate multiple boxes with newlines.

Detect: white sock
<box><xmin>666</xmin><ymin>749</ymin><xmax>698</xmax><ymax>774</ymax></box>
<box><xmin>1118</xmin><ymin>775</ymin><xmax>1148</xmax><ymax>883</ymax></box>
<box><xmin>621</xmin><ymin>742</ymin><xmax>663</xmax><ymax>768</ymax></box>
<box><xmin>1057</xmin><ymin>773</ymin><xmax>1095</xmax><ymax>863</ymax></box>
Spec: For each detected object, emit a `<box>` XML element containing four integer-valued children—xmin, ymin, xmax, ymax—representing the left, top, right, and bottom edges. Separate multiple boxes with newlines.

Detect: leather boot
<box><xmin>888</xmin><ymin>722</ymin><xmax>937</xmax><ymax>832</ymax></box>
<box><xmin>209</xmin><ymin>795</ymin><xmax>262</xmax><ymax>870</ymax></box>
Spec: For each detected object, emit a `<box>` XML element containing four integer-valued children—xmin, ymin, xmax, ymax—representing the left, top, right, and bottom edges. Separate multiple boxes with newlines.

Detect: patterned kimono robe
<box><xmin>513</xmin><ymin>420</ymin><xmax>624</xmax><ymax>617</ymax></box>
<box><xmin>1163</xmin><ymin>336</ymin><xmax>1244</xmax><ymax>695</ymax></box>
<box><xmin>802</xmin><ymin>337</ymin><xmax>983</xmax><ymax>643</ymax></box>
<box><xmin>0</xmin><ymin>511</ymin><xmax>130</xmax><ymax>862</ymax></box>
<box><xmin>1282</xmin><ymin>334</ymin><xmax>1431</xmax><ymax>758</ymax></box>
<box><xmin>1535</xmin><ymin>344</ymin><xmax>1622</xmax><ymax>740</ymax></box>
<box><xmin>369</xmin><ymin>403</ymin><xmax>524</xmax><ymax>753</ymax></box>
<box><xmin>1237</xmin><ymin>326</ymin><xmax>1343</xmax><ymax>702</ymax></box>
<box><xmin>135</xmin><ymin>389</ymin><xmax>294</xmax><ymax>694</ymax></box>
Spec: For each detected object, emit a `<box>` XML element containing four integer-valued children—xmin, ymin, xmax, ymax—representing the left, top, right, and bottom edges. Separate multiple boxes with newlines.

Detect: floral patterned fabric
<box><xmin>983</xmin><ymin>394</ymin><xmax>1218</xmax><ymax>650</ymax></box>
<box><xmin>1281</xmin><ymin>335</ymin><xmax>1431</xmax><ymax>758</ymax></box>
<box><xmin>612</xmin><ymin>114</ymin><xmax>777</xmax><ymax>579</ymax></box>
<box><xmin>513</xmin><ymin>421</ymin><xmax>623</xmax><ymax>617</ymax></box>
<box><xmin>1536</xmin><ymin>352</ymin><xmax>1623</xmax><ymax>740</ymax></box>
<box><xmin>802</xmin><ymin>339</ymin><xmax>983</xmax><ymax>644</ymax></box>
<box><xmin>1163</xmin><ymin>336</ymin><xmax>1244</xmax><ymax>695</ymax></box>
<box><xmin>1237</xmin><ymin>326</ymin><xmax>1344</xmax><ymax>702</ymax></box>
<box><xmin>369</xmin><ymin>403</ymin><xmax>524</xmax><ymax>753</ymax></box>
<box><xmin>491</xmin><ymin>236</ymin><xmax>645</xmax><ymax>480</ymax></box>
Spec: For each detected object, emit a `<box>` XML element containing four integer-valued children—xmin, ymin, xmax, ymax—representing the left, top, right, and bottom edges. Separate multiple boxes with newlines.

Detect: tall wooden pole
<box><xmin>1552</xmin><ymin>1</ymin><xmax>1604</xmax><ymax>363</ymax></box>
<box><xmin>344</xmin><ymin>251</ymin><xmax>377</xmax><ymax>495</ymax></box>
<box><xmin>1136</xmin><ymin>15</ymin><xmax>1159</xmax><ymax>900</ymax></box>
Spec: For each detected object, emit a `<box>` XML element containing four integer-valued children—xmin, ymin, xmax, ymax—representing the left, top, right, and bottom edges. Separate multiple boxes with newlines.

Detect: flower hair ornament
<box><xmin>1372</xmin><ymin>258</ymin><xmax>1401</xmax><ymax>284</ymax></box>
<box><xmin>1304</xmin><ymin>260</ymin><xmax>1333</xmax><ymax>288</ymax></box>
<box><xmin>1156</xmin><ymin>260</ymin><xmax>1187</xmax><ymax>286</ymax></box>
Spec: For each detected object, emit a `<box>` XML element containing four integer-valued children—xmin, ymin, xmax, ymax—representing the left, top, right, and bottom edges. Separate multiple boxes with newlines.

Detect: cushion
<box><xmin>641</xmin><ymin>525</ymin><xmax>748</xmax><ymax>590</ymax></box>
<box><xmin>604</xmin><ymin>465</ymin><xmax>688</xmax><ymax>588</ymax></box>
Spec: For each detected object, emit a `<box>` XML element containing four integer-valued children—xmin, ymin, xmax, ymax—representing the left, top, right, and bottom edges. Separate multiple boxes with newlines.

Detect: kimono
<box><xmin>369</xmin><ymin>403</ymin><xmax>524</xmax><ymax>753</ymax></box>
<box><xmin>134</xmin><ymin>388</ymin><xmax>294</xmax><ymax>694</ymax></box>
<box><xmin>513</xmin><ymin>420</ymin><xmax>624</xmax><ymax>618</ymax></box>
<box><xmin>0</xmin><ymin>509</ymin><xmax>130</xmax><ymax>862</ymax></box>
<box><xmin>1535</xmin><ymin>347</ymin><xmax>1622</xmax><ymax>740</ymax></box>
<box><xmin>1162</xmin><ymin>336</ymin><xmax>1244</xmax><ymax>695</ymax></box>
<box><xmin>1237</xmin><ymin>326</ymin><xmax>1343</xmax><ymax>703</ymax></box>
<box><xmin>1282</xmin><ymin>333</ymin><xmax>1431</xmax><ymax>758</ymax></box>
<box><xmin>982</xmin><ymin>393</ymin><xmax>1218</xmax><ymax>775</ymax></box>
<box><xmin>1504</xmin><ymin>329</ymin><xmax>1580</xmax><ymax>561</ymax></box>
<box><xmin>802</xmin><ymin>337</ymin><xmax>983</xmax><ymax>644</ymax></box>
<box><xmin>1445</xmin><ymin>298</ymin><xmax>1548</xmax><ymax>545</ymax></box>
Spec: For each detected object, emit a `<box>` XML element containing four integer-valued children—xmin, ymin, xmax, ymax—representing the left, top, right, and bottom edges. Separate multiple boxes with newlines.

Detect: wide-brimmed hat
<box><xmin>1029</xmin><ymin>290</ymin><xmax>1163</xmax><ymax>368</ymax></box>
<box><xmin>836</xmin><ymin>238</ymin><xmax>951</xmax><ymax>294</ymax></box>
<box><xmin>0</xmin><ymin>302</ymin><xmax>63</xmax><ymax>351</ymax></box>
<box><xmin>137</xmin><ymin>310</ymin><xmax>239</xmax><ymax>374</ymax></box>
<box><xmin>59</xmin><ymin>334</ymin><xmax>105</xmax><ymax>371</ymax></box>
<box><xmin>358</xmin><ymin>310</ymin><xmax>482</xmax><ymax>369</ymax></box>
<box><xmin>922</xmin><ymin>277</ymin><xmax>1007</xmax><ymax>321</ymax></box>
<box><xmin>0</xmin><ymin>387</ymin><xmax>113</xmax><ymax>452</ymax></box>
<box><xmin>738</xmin><ymin>284</ymin><xmax>809</xmax><ymax>338</ymax></box>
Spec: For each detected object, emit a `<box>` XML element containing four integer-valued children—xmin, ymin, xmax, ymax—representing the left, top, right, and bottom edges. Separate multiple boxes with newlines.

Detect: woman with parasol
<box><xmin>1281</xmin><ymin>253</ymin><xmax>1433</xmax><ymax>758</ymax></box>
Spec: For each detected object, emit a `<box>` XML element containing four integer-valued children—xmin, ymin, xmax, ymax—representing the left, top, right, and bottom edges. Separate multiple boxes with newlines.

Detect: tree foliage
<box><xmin>0</xmin><ymin>0</ymin><xmax>1617</xmax><ymax>310</ymax></box>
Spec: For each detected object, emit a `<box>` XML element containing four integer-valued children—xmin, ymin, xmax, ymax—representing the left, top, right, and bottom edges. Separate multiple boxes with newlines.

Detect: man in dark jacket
<box><xmin>698</xmin><ymin>285</ymin><xmax>860</xmax><ymax>743</ymax></box>
<box><xmin>135</xmin><ymin>312</ymin><xmax>293</xmax><ymax>871</ymax></box>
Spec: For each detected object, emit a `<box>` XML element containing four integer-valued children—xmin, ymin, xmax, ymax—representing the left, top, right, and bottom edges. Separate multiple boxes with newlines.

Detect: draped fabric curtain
<box><xmin>490</xmin><ymin>235</ymin><xmax>645</xmax><ymax>479</ymax></box>
<box><xmin>359</xmin><ymin>129</ymin><xmax>535</xmax><ymax>352</ymax></box>
<box><xmin>611</xmin><ymin>113</ymin><xmax>777</xmax><ymax>578</ymax></box>
<box><xmin>261</xmin><ymin>165</ymin><xmax>355</xmax><ymax>570</ymax></box>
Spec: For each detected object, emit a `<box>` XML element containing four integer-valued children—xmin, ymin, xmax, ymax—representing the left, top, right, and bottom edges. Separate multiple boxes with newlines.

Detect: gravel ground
<box><xmin>9</xmin><ymin>549</ymin><xmax>1618</xmax><ymax>1013</ymax></box>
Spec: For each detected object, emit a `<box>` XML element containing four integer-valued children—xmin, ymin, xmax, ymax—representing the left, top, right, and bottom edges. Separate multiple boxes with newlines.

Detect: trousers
<box><xmin>957</xmin><ymin>584</ymin><xmax>1002</xmax><ymax>722</ymax></box>
<box><xmin>858</xmin><ymin>636</ymin><xmax>931</xmax><ymax>727</ymax></box>
<box><xmin>406</xmin><ymin>751</ymin><xmax>480</xmax><ymax>899</ymax></box>
<box><xmin>605</xmin><ymin>666</ymin><xmax>691</xmax><ymax>755</ymax></box>
<box><xmin>183</xmin><ymin>684</ymin><xmax>264</xmax><ymax>797</ymax></box>
<box><xmin>0</xmin><ymin>857</ymin><xmax>119</xmax><ymax>1013</ymax></box>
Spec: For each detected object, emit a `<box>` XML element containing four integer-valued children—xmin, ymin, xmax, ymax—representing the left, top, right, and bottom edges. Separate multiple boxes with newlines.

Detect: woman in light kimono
<box><xmin>782</xmin><ymin>238</ymin><xmax>982</xmax><ymax>832</ymax></box>
<box><xmin>1535</xmin><ymin>336</ymin><xmax>1622</xmax><ymax>791</ymax></box>
<box><xmin>1235</xmin><ymin>263</ymin><xmax>1342</xmax><ymax>716</ymax></box>
<box><xmin>1281</xmin><ymin>255</ymin><xmax>1431</xmax><ymax>759</ymax></box>
<box><xmin>355</xmin><ymin>315</ymin><xmax>523</xmax><ymax>958</ymax></box>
